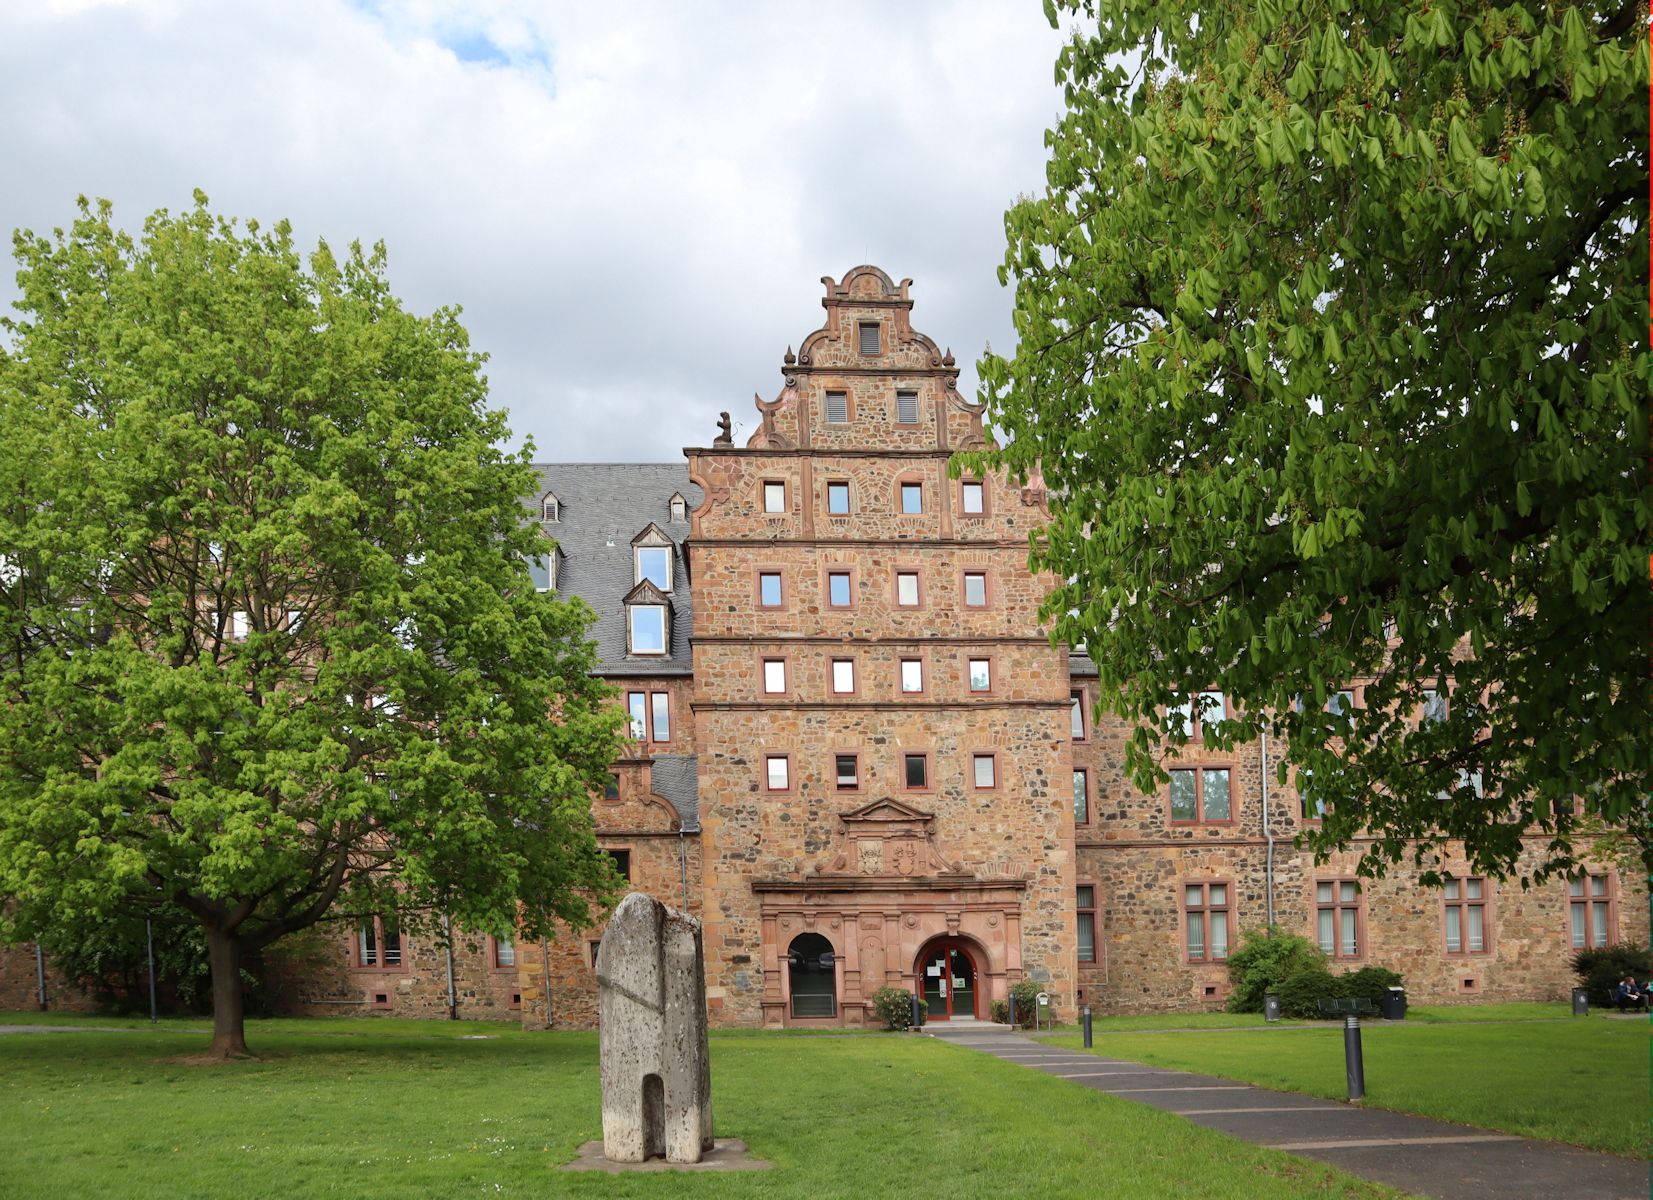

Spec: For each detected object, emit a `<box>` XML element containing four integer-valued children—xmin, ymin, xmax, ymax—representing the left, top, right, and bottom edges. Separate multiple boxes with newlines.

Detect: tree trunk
<box><xmin>205</xmin><ymin>925</ymin><xmax>252</xmax><ymax>1059</ymax></box>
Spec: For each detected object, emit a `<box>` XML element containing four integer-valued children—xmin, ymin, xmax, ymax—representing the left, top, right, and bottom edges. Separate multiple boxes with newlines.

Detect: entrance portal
<box><xmin>916</xmin><ymin>938</ymin><xmax>979</xmax><ymax>1021</ymax></box>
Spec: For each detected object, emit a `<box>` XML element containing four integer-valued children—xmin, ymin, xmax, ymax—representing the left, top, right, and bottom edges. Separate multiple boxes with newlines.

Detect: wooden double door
<box><xmin>917</xmin><ymin>938</ymin><xmax>979</xmax><ymax>1021</ymax></box>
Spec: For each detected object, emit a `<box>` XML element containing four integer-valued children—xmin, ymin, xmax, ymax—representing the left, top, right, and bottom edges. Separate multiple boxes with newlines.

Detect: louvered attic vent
<box><xmin>859</xmin><ymin>322</ymin><xmax>880</xmax><ymax>355</ymax></box>
<box><xmin>897</xmin><ymin>391</ymin><xmax>918</xmax><ymax>423</ymax></box>
<box><xmin>825</xmin><ymin>391</ymin><xmax>848</xmax><ymax>423</ymax></box>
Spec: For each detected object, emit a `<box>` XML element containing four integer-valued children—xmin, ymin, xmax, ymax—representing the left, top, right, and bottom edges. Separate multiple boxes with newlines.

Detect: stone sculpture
<box><xmin>596</xmin><ymin>892</ymin><xmax>713</xmax><ymax>1164</ymax></box>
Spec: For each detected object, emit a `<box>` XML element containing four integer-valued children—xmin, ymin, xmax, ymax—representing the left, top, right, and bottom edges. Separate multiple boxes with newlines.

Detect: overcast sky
<box><xmin>1</xmin><ymin>1</ymin><xmax>1067</xmax><ymax>462</ymax></box>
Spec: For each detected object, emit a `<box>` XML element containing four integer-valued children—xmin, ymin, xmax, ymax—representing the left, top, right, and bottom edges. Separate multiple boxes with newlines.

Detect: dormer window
<box><xmin>629</xmin><ymin>604</ymin><xmax>667</xmax><ymax>655</ymax></box>
<box><xmin>858</xmin><ymin>322</ymin><xmax>880</xmax><ymax>355</ymax></box>
<box><xmin>526</xmin><ymin>552</ymin><xmax>558</xmax><ymax>592</ymax></box>
<box><xmin>669</xmin><ymin>493</ymin><xmax>688</xmax><ymax>523</ymax></box>
<box><xmin>541</xmin><ymin>492</ymin><xmax>561</xmax><ymax>523</ymax></box>
<box><xmin>636</xmin><ymin>546</ymin><xmax>671</xmax><ymax>591</ymax></box>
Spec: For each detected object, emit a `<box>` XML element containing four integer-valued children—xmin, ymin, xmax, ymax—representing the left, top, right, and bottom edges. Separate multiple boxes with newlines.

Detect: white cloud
<box><xmin>0</xmin><ymin>0</ymin><xmax>1064</xmax><ymax>461</ymax></box>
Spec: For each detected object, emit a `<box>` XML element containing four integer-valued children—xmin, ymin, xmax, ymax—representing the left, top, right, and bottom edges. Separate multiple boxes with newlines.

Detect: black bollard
<box><xmin>1082</xmin><ymin>1005</ymin><xmax>1093</xmax><ymax>1048</ymax></box>
<box><xmin>1008</xmin><ymin>993</ymin><xmax>1017</xmax><ymax>1028</ymax></box>
<box><xmin>910</xmin><ymin>992</ymin><xmax>921</xmax><ymax>1030</ymax></box>
<box><xmin>1344</xmin><ymin>1015</ymin><xmax>1365</xmax><ymax>1101</ymax></box>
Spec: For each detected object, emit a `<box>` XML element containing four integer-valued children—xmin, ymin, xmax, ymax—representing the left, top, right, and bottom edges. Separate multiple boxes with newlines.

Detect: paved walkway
<box><xmin>926</xmin><ymin>1025</ymin><xmax>1648</xmax><ymax>1200</ymax></box>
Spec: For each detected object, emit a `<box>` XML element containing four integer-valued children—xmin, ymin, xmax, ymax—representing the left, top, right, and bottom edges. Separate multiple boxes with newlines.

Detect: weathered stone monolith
<box><xmin>596</xmin><ymin>892</ymin><xmax>713</xmax><ymax>1164</ymax></box>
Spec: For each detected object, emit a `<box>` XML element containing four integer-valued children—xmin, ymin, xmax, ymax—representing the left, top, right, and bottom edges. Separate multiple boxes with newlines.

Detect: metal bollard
<box><xmin>1008</xmin><ymin>993</ymin><xmax>1017</xmax><ymax>1028</ymax></box>
<box><xmin>1344</xmin><ymin>1015</ymin><xmax>1365</xmax><ymax>1101</ymax></box>
<box><xmin>910</xmin><ymin>992</ymin><xmax>921</xmax><ymax>1030</ymax></box>
<box><xmin>1082</xmin><ymin>1005</ymin><xmax>1093</xmax><ymax>1048</ymax></box>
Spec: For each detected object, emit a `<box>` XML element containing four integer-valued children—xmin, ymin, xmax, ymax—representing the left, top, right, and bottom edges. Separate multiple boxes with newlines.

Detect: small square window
<box><xmin>832</xmin><ymin>659</ymin><xmax>856</xmax><ymax>694</ymax></box>
<box><xmin>763</xmin><ymin>481</ymin><xmax>786</xmax><ymax>513</ymax></box>
<box><xmin>973</xmin><ymin>754</ymin><xmax>996</xmax><ymax>789</ymax></box>
<box><xmin>759</xmin><ymin>572</ymin><xmax>783</xmax><ymax>607</ymax></box>
<box><xmin>896</xmin><ymin>572</ymin><xmax>920</xmax><ymax>607</ymax></box>
<box><xmin>968</xmin><ymin>658</ymin><xmax>991</xmax><ymax>692</ymax></box>
<box><xmin>896</xmin><ymin>391</ymin><xmax>918</xmax><ymax>423</ymax></box>
<box><xmin>763</xmin><ymin>659</ymin><xmax>786</xmax><ymax>694</ymax></box>
<box><xmin>900</xmin><ymin>482</ymin><xmax>923</xmax><ymax>514</ymax></box>
<box><xmin>963</xmin><ymin>572</ymin><xmax>987</xmax><ymax>607</ymax></box>
<box><xmin>827</xmin><ymin>571</ymin><xmax>852</xmax><ymax>607</ymax></box>
<box><xmin>961</xmin><ymin>481</ymin><xmax>984</xmax><ymax>514</ymax></box>
<box><xmin>858</xmin><ymin>323</ymin><xmax>880</xmax><ymax>355</ymax></box>
<box><xmin>900</xmin><ymin>659</ymin><xmax>924</xmax><ymax>693</ymax></box>
<box><xmin>835</xmin><ymin>754</ymin><xmax>859</xmax><ymax>790</ymax></box>
<box><xmin>903</xmin><ymin>753</ymin><xmax>928</xmax><ymax>789</ymax></box>
<box><xmin>827</xmin><ymin>481</ymin><xmax>850</xmax><ymax>514</ymax></box>
<box><xmin>766</xmin><ymin>756</ymin><xmax>790</xmax><ymax>791</ymax></box>
<box><xmin>825</xmin><ymin>392</ymin><xmax>849</xmax><ymax>423</ymax></box>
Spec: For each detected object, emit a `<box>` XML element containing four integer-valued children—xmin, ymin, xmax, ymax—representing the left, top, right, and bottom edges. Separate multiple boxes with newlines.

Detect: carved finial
<box><xmin>943</xmin><ymin>347</ymin><xmax>955</xmax><ymax>367</ymax></box>
<box><xmin>714</xmin><ymin>411</ymin><xmax>733</xmax><ymax>448</ymax></box>
<box><xmin>783</xmin><ymin>345</ymin><xmax>796</xmax><ymax>365</ymax></box>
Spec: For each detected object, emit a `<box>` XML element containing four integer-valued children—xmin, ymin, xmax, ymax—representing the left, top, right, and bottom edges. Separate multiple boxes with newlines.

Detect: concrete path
<box><xmin>926</xmin><ymin>1025</ymin><xmax>1648</xmax><ymax>1200</ymax></box>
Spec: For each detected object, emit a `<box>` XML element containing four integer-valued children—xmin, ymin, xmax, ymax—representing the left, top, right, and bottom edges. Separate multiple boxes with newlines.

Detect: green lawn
<box><xmin>1041</xmin><ymin>1015</ymin><xmax>1649</xmax><ymax>1156</ymax></box>
<box><xmin>0</xmin><ymin>1017</ymin><xmax>1410</xmax><ymax>1200</ymax></box>
<box><xmin>1047</xmin><ymin>1002</ymin><xmax>1578</xmax><ymax>1034</ymax></box>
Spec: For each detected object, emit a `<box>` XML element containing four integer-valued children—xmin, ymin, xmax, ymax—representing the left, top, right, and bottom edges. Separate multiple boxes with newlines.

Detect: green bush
<box><xmin>1007</xmin><ymin>979</ymin><xmax>1054</xmax><ymax>1027</ymax></box>
<box><xmin>1572</xmin><ymin>944</ymin><xmax>1653</xmax><ymax>1006</ymax></box>
<box><xmin>1343</xmin><ymin>966</ymin><xmax>1404</xmax><ymax>1007</ymax></box>
<box><xmin>1275</xmin><ymin>967</ymin><xmax>1353</xmax><ymax>1019</ymax></box>
<box><xmin>1224</xmin><ymin>926</ymin><xmax>1327</xmax><ymax>1013</ymax></box>
<box><xmin>990</xmin><ymin>999</ymin><xmax>1010</xmax><ymax>1025</ymax></box>
<box><xmin>869</xmin><ymin>986</ymin><xmax>924</xmax><ymax>1031</ymax></box>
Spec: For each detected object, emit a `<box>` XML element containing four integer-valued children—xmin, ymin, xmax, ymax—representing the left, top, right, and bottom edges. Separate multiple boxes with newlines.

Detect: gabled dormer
<box><xmin>623</xmin><ymin>578</ymin><xmax>672</xmax><ymax>656</ymax></box>
<box><xmin>540</xmin><ymin>490</ymin><xmax>562</xmax><ymax>523</ymax></box>
<box><xmin>631</xmin><ymin>523</ymin><xmax>675</xmax><ymax>593</ymax></box>
<box><xmin>668</xmin><ymin>492</ymin><xmax>689</xmax><ymax>523</ymax></box>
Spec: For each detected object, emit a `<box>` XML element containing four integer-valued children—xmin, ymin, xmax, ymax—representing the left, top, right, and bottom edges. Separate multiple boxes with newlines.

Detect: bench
<box><xmin>1317</xmin><ymin>997</ymin><xmax>1378</xmax><ymax>1018</ymax></box>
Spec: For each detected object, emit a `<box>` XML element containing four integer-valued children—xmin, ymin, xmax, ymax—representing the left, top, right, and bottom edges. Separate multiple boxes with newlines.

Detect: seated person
<box><xmin>1613</xmin><ymin>976</ymin><xmax>1646</xmax><ymax>1012</ymax></box>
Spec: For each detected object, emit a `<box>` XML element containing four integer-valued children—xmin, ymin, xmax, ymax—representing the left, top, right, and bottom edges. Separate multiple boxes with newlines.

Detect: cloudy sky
<box><xmin>1</xmin><ymin>1</ymin><xmax>1067</xmax><ymax>461</ymax></box>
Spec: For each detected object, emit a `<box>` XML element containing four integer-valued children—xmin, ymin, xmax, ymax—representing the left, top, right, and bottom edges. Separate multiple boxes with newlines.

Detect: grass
<box><xmin>0</xmin><ymin>1016</ymin><xmax>1411</xmax><ymax>1200</ymax></box>
<box><xmin>1041</xmin><ymin>1014</ymin><xmax>1649</xmax><ymax>1156</ymax></box>
<box><xmin>1038</xmin><ymin>1002</ymin><xmax>1581</xmax><ymax>1035</ymax></box>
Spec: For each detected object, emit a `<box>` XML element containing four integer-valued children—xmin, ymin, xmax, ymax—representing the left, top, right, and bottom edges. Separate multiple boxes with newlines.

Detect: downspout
<box><xmin>34</xmin><ymin>942</ymin><xmax>47</xmax><ymax>1010</ymax></box>
<box><xmin>539</xmin><ymin>908</ymin><xmax>553</xmax><ymax>1030</ymax></box>
<box><xmin>678</xmin><ymin>829</ymin><xmax>689</xmax><ymax>911</ymax></box>
<box><xmin>442</xmin><ymin>912</ymin><xmax>458</xmax><ymax>1020</ymax></box>
<box><xmin>1261</xmin><ymin>730</ymin><xmax>1276</xmax><ymax>927</ymax></box>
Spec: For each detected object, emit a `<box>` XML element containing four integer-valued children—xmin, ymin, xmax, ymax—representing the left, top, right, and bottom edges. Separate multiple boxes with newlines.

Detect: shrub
<box><xmin>869</xmin><ymin>986</ymin><xmax>924</xmax><ymax>1031</ymax></box>
<box><xmin>1572</xmin><ymin>944</ymin><xmax>1653</xmax><ymax>1007</ymax></box>
<box><xmin>1343</xmin><ymin>966</ymin><xmax>1404</xmax><ymax>1007</ymax></box>
<box><xmin>1275</xmin><ymin>967</ymin><xmax>1352</xmax><ymax>1019</ymax></box>
<box><xmin>990</xmin><ymin>999</ymin><xmax>1010</xmax><ymax>1025</ymax></box>
<box><xmin>1007</xmin><ymin>979</ymin><xmax>1054</xmax><ymax>1027</ymax></box>
<box><xmin>1224</xmin><ymin>926</ymin><xmax>1327</xmax><ymax>1013</ymax></box>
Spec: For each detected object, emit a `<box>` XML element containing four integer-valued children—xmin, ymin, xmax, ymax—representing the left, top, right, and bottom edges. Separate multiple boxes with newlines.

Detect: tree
<box><xmin>0</xmin><ymin>195</ymin><xmax>626</xmax><ymax>1057</ymax></box>
<box><xmin>976</xmin><ymin>2</ymin><xmax>1648</xmax><ymax>880</ymax></box>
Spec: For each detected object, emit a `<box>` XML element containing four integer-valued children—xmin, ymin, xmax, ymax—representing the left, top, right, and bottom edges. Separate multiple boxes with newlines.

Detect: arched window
<box><xmin>787</xmin><ymin>932</ymin><xmax>836</xmax><ymax>1019</ymax></box>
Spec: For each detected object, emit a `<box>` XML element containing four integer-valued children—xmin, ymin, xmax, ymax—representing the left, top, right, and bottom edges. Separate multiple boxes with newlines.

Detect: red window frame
<box><xmin>901</xmin><ymin>751</ymin><xmax>932</xmax><ymax>792</ymax></box>
<box><xmin>1076</xmin><ymin>883</ymin><xmax>1098</xmax><ymax>963</ymax></box>
<box><xmin>1568</xmin><ymin>873</ymin><xmax>1616</xmax><ymax>949</ymax></box>
<box><xmin>1442</xmin><ymin>874</ymin><xmax>1490</xmax><ymax>956</ymax></box>
<box><xmin>1168</xmin><ymin>766</ymin><xmax>1235</xmax><ymax>825</ymax></box>
<box><xmin>970</xmin><ymin>751</ymin><xmax>999</xmax><ymax>790</ymax></box>
<box><xmin>1073</xmin><ymin>768</ymin><xmax>1089</xmax><ymax>826</ymax></box>
<box><xmin>764</xmin><ymin>754</ymin><xmax>792</xmax><ymax>792</ymax></box>
<box><xmin>1183</xmin><ymin>881</ymin><xmax>1232</xmax><ymax>963</ymax></box>
<box><xmin>1315</xmin><ymin>879</ymin><xmax>1365</xmax><ymax>961</ymax></box>
<box><xmin>355</xmin><ymin>916</ymin><xmax>403</xmax><ymax>970</ymax></box>
<box><xmin>833</xmin><ymin>751</ymin><xmax>861</xmax><ymax>792</ymax></box>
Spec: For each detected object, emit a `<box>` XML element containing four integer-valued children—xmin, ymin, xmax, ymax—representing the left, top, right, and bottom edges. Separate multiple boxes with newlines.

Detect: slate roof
<box><xmin>649</xmin><ymin>754</ymin><xmax>700</xmax><ymax>832</ymax></box>
<box><xmin>526</xmin><ymin>464</ymin><xmax>700</xmax><ymax>676</ymax></box>
<box><xmin>1069</xmin><ymin>652</ymin><xmax>1097</xmax><ymax>678</ymax></box>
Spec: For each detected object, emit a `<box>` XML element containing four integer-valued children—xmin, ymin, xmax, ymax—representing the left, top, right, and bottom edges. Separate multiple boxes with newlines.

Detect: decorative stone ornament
<box><xmin>597</xmin><ymin>892</ymin><xmax>713</xmax><ymax>1164</ymax></box>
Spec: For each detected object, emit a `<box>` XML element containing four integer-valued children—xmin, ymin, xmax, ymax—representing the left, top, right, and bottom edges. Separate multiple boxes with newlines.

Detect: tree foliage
<box><xmin>978</xmin><ymin>1</ymin><xmax>1649</xmax><ymax>881</ymax></box>
<box><xmin>0</xmin><ymin>195</ymin><xmax>626</xmax><ymax>1054</ymax></box>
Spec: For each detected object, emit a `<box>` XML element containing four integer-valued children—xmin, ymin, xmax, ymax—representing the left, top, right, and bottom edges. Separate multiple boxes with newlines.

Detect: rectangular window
<box><xmin>629</xmin><ymin>605</ymin><xmax>666</xmax><ymax>654</ymax></box>
<box><xmin>607</xmin><ymin>849</ymin><xmax>631</xmax><ymax>880</ymax></box>
<box><xmin>1316</xmin><ymin>880</ymin><xmax>1363</xmax><ymax>959</ymax></box>
<box><xmin>231</xmin><ymin>610</ymin><xmax>249</xmax><ymax>639</ymax></box>
<box><xmin>1444</xmin><ymin>876</ymin><xmax>1487</xmax><ymax>955</ymax></box>
<box><xmin>1071</xmin><ymin>691</ymin><xmax>1087</xmax><ymax>740</ymax></box>
<box><xmin>825</xmin><ymin>391</ymin><xmax>848</xmax><ymax>423</ymax></box>
<box><xmin>1169</xmin><ymin>767</ymin><xmax>1232</xmax><ymax>823</ymax></box>
<box><xmin>827</xmin><ymin>571</ymin><xmax>852</xmax><ymax>607</ymax></box>
<box><xmin>1169</xmin><ymin>691</ymin><xmax>1225</xmax><ymax>738</ymax></box>
<box><xmin>832</xmin><ymin>659</ymin><xmax>856</xmax><ymax>694</ymax></box>
<box><xmin>827</xmin><ymin>481</ymin><xmax>850</xmax><ymax>514</ymax></box>
<box><xmin>1077</xmin><ymin>886</ymin><xmax>1098</xmax><ymax>962</ymax></box>
<box><xmin>627</xmin><ymin>692</ymin><xmax>647</xmax><ymax>740</ymax></box>
<box><xmin>1422</xmin><ymin>688</ymin><xmax>1448</xmax><ymax>722</ymax></box>
<box><xmin>900</xmin><ymin>482</ymin><xmax>923</xmax><ymax>514</ymax></box>
<box><xmin>1073</xmin><ymin>769</ymin><xmax>1089</xmax><ymax>825</ymax></box>
<box><xmin>900</xmin><ymin>658</ymin><xmax>924</xmax><ymax>693</ymax></box>
<box><xmin>493</xmin><ymin>938</ymin><xmax>516</xmax><ymax>969</ymax></box>
<box><xmin>961</xmin><ymin>481</ymin><xmax>984</xmax><ymax>514</ymax></box>
<box><xmin>635</xmin><ymin>545</ymin><xmax>671</xmax><ymax>591</ymax></box>
<box><xmin>1184</xmin><ymin>883</ymin><xmax>1230</xmax><ymax>962</ymax></box>
<box><xmin>766</xmin><ymin>756</ymin><xmax>790</xmax><ymax>791</ymax></box>
<box><xmin>972</xmin><ymin>753</ymin><xmax>997</xmax><ymax>789</ymax></box>
<box><xmin>357</xmin><ymin>917</ymin><xmax>402</xmax><ymax>969</ymax></box>
<box><xmin>758</xmin><ymin>572</ymin><xmax>783</xmax><ymax>607</ymax></box>
<box><xmin>1298</xmin><ymin>769</ymin><xmax>1326</xmax><ymax>821</ymax></box>
<box><xmin>1568</xmin><ymin>874</ymin><xmax>1614</xmax><ymax>949</ymax></box>
<box><xmin>896</xmin><ymin>390</ymin><xmax>918</xmax><ymax>424</ymax></box>
<box><xmin>1328</xmin><ymin>689</ymin><xmax>1357</xmax><ymax>718</ymax></box>
<box><xmin>763</xmin><ymin>658</ymin><xmax>787</xmax><ymax>694</ymax></box>
<box><xmin>903</xmin><ymin>753</ymin><xmax>928</xmax><ymax>790</ymax></box>
<box><xmin>835</xmin><ymin>754</ymin><xmax>859</xmax><ymax>790</ymax></box>
<box><xmin>603</xmin><ymin>773</ymin><xmax>620</xmax><ymax>800</ymax></box>
<box><xmin>763</xmin><ymin>481</ymin><xmax>786</xmax><ymax>513</ymax></box>
<box><xmin>858</xmin><ymin>322</ymin><xmax>879</xmax><ymax>355</ymax></box>
<box><xmin>895</xmin><ymin>571</ymin><xmax>920</xmax><ymax>607</ymax></box>
<box><xmin>650</xmin><ymin>692</ymin><xmax>670</xmax><ymax>742</ymax></box>
<box><xmin>962</xmin><ymin>571</ymin><xmax>987</xmax><ymax>608</ymax></box>
<box><xmin>968</xmin><ymin>657</ymin><xmax>991</xmax><ymax>693</ymax></box>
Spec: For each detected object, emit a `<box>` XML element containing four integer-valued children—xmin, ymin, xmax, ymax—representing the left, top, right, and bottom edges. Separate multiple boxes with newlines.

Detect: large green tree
<box><xmin>0</xmin><ymin>196</ymin><xmax>624</xmax><ymax>1056</ymax></box>
<box><xmin>978</xmin><ymin>2</ymin><xmax>1648</xmax><ymax>879</ymax></box>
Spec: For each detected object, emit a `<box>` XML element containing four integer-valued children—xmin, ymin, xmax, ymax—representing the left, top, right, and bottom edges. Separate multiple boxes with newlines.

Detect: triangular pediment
<box><xmin>622</xmin><ymin>579</ymin><xmax>672</xmax><ymax>606</ymax></box>
<box><xmin>631</xmin><ymin>522</ymin><xmax>673</xmax><ymax>547</ymax></box>
<box><xmin>806</xmin><ymin>797</ymin><xmax>964</xmax><ymax>880</ymax></box>
<box><xmin>840</xmin><ymin>797</ymin><xmax>933</xmax><ymax>825</ymax></box>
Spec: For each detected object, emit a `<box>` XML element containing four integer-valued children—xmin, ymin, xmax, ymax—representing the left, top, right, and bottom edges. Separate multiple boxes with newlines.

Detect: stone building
<box><xmin>7</xmin><ymin>265</ymin><xmax>1642</xmax><ymax>1024</ymax></box>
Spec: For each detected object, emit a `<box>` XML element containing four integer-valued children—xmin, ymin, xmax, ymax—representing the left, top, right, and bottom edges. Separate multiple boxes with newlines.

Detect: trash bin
<box><xmin>1263</xmin><ymin>993</ymin><xmax>1282</xmax><ymax>1022</ymax></box>
<box><xmin>1379</xmin><ymin>986</ymin><xmax>1406</xmax><ymax>1021</ymax></box>
<box><xmin>1572</xmin><ymin>987</ymin><xmax>1589</xmax><ymax>1016</ymax></box>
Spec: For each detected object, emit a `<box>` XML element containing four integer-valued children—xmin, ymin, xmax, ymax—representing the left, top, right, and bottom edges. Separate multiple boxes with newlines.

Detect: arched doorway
<box><xmin>786</xmin><ymin>932</ymin><xmax>837</xmax><ymax>1019</ymax></box>
<box><xmin>915</xmin><ymin>937</ymin><xmax>981</xmax><ymax>1021</ymax></box>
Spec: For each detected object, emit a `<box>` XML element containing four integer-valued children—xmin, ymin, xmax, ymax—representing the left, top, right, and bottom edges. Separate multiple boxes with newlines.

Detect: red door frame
<box><xmin>915</xmin><ymin>936</ymin><xmax>980</xmax><ymax>1020</ymax></box>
